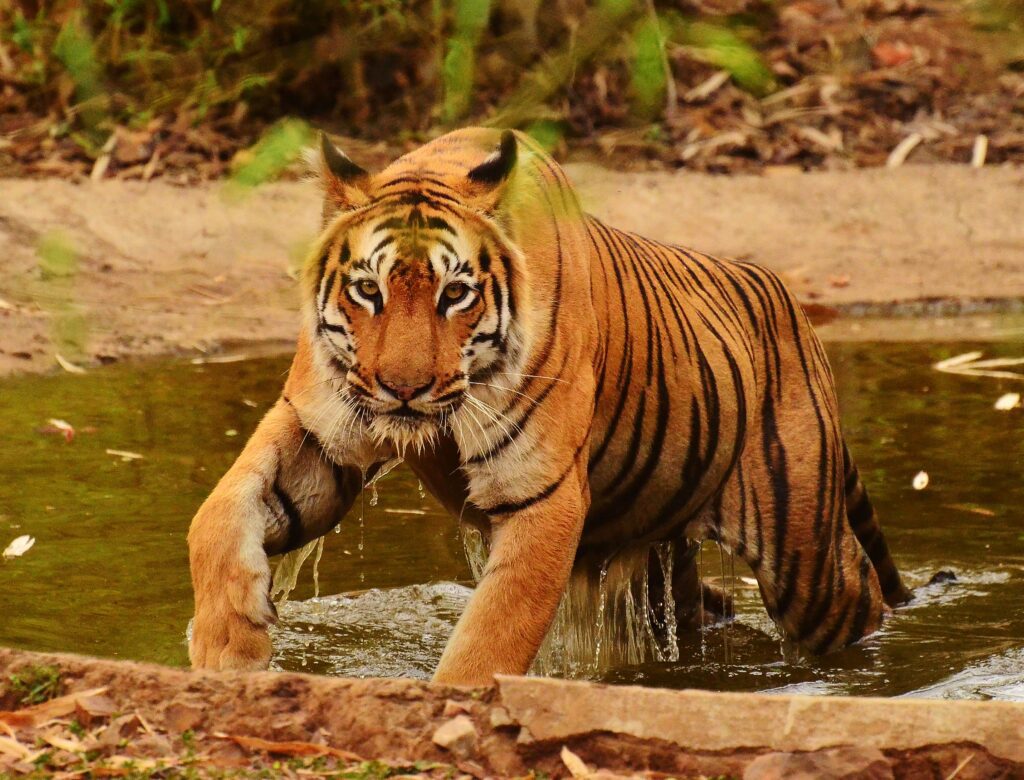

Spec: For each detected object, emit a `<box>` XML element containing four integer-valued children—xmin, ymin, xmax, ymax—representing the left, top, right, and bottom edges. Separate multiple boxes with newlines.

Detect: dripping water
<box><xmin>718</xmin><ymin>541</ymin><xmax>730</xmax><ymax>665</ymax></box>
<box><xmin>312</xmin><ymin>536</ymin><xmax>325</xmax><ymax>599</ymax></box>
<box><xmin>530</xmin><ymin>541</ymin><xmax>693</xmax><ymax>678</ymax></box>
<box><xmin>698</xmin><ymin>542</ymin><xmax>706</xmax><ymax>658</ymax></box>
<box><xmin>358</xmin><ymin>467</ymin><xmax>367</xmax><ymax>582</ymax></box>
<box><xmin>270</xmin><ymin>536</ymin><xmax>321</xmax><ymax>605</ymax></box>
<box><xmin>592</xmin><ymin>561</ymin><xmax>610</xmax><ymax>672</ymax></box>
<box><xmin>654</xmin><ymin>542</ymin><xmax>679</xmax><ymax>663</ymax></box>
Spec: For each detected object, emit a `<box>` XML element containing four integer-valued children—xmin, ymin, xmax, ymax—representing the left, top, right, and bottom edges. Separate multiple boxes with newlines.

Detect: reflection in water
<box><xmin>0</xmin><ymin>339</ymin><xmax>1021</xmax><ymax>697</ymax></box>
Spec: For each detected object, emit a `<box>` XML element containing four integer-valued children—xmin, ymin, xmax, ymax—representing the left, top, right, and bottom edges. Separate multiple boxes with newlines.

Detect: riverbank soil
<box><xmin>1</xmin><ymin>648</ymin><xmax>1022</xmax><ymax>779</ymax></box>
<box><xmin>2</xmin><ymin>163</ymin><xmax>1022</xmax><ymax>377</ymax></box>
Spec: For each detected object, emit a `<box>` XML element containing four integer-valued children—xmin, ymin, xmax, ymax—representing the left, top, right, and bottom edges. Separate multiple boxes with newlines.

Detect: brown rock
<box><xmin>443</xmin><ymin>699</ymin><xmax>470</xmax><ymax>718</ymax></box>
<box><xmin>489</xmin><ymin>706</ymin><xmax>516</xmax><ymax>729</ymax></box>
<box><xmin>744</xmin><ymin>747</ymin><xmax>894</xmax><ymax>780</ymax></box>
<box><xmin>432</xmin><ymin>715</ymin><xmax>478</xmax><ymax>759</ymax></box>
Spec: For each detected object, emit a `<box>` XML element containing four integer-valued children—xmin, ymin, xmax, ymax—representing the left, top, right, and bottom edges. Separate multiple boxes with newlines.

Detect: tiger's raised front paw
<box><xmin>188</xmin><ymin>556</ymin><xmax>276</xmax><ymax>671</ymax></box>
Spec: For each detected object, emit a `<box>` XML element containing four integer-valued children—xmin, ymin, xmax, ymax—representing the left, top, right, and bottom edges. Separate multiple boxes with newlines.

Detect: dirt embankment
<box><xmin>1</xmin><ymin>647</ymin><xmax>1022</xmax><ymax>779</ymax></box>
<box><xmin>1</xmin><ymin>163</ymin><xmax>1023</xmax><ymax>377</ymax></box>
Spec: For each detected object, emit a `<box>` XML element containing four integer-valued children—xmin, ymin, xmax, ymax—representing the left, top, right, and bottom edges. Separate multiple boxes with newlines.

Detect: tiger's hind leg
<box><xmin>714</xmin><ymin>454</ymin><xmax>889</xmax><ymax>654</ymax></box>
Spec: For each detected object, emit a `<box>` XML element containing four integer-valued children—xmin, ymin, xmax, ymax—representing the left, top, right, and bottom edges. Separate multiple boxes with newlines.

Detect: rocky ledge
<box><xmin>0</xmin><ymin>647</ymin><xmax>1021</xmax><ymax>778</ymax></box>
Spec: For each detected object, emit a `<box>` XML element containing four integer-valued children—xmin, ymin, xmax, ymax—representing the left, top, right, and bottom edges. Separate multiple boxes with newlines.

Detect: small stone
<box><xmin>489</xmin><ymin>706</ymin><xmax>515</xmax><ymax>728</ymax></box>
<box><xmin>744</xmin><ymin>747</ymin><xmax>893</xmax><ymax>780</ymax></box>
<box><xmin>516</xmin><ymin>726</ymin><xmax>535</xmax><ymax>745</ymax></box>
<box><xmin>432</xmin><ymin>715</ymin><xmax>478</xmax><ymax>759</ymax></box>
<box><xmin>443</xmin><ymin>699</ymin><xmax>470</xmax><ymax>718</ymax></box>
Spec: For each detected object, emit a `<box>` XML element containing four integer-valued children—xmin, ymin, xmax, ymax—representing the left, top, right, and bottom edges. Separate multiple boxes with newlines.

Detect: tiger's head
<box><xmin>303</xmin><ymin>129</ymin><xmax>531</xmax><ymax>452</ymax></box>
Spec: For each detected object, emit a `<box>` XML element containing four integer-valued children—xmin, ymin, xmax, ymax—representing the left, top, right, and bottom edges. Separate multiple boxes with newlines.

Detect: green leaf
<box><xmin>226</xmin><ymin>118</ymin><xmax>314</xmax><ymax>195</ymax></box>
<box><xmin>632</xmin><ymin>15</ymin><xmax>667</xmax><ymax>119</ymax></box>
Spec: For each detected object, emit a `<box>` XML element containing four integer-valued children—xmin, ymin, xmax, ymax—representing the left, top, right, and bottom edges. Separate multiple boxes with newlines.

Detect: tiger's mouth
<box><xmin>348</xmin><ymin>394</ymin><xmax>463</xmax><ymax>438</ymax></box>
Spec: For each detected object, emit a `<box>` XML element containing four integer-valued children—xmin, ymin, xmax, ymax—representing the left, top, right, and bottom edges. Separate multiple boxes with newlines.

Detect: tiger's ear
<box><xmin>315</xmin><ymin>132</ymin><xmax>371</xmax><ymax>222</ymax></box>
<box><xmin>466</xmin><ymin>130</ymin><xmax>517</xmax><ymax>212</ymax></box>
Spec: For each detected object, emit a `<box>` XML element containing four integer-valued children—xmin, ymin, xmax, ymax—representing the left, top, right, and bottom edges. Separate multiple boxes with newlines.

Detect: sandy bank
<box><xmin>1</xmin><ymin>164</ymin><xmax>1022</xmax><ymax>377</ymax></box>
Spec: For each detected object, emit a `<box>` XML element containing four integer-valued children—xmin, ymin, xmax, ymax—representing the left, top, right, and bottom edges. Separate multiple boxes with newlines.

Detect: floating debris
<box><xmin>43</xmin><ymin>418</ymin><xmax>75</xmax><ymax>443</ymax></box>
<box><xmin>189</xmin><ymin>354</ymin><xmax>249</xmax><ymax>365</ymax></box>
<box><xmin>945</xmin><ymin>503</ymin><xmax>996</xmax><ymax>518</ymax></box>
<box><xmin>54</xmin><ymin>353</ymin><xmax>86</xmax><ymax>374</ymax></box>
<box><xmin>913</xmin><ymin>471</ymin><xmax>930</xmax><ymax>491</ymax></box>
<box><xmin>3</xmin><ymin>535</ymin><xmax>35</xmax><ymax>559</ymax></box>
<box><xmin>105</xmin><ymin>449</ymin><xmax>143</xmax><ymax>462</ymax></box>
<box><xmin>994</xmin><ymin>393</ymin><xmax>1021</xmax><ymax>411</ymax></box>
<box><xmin>934</xmin><ymin>352</ymin><xmax>1024</xmax><ymax>380</ymax></box>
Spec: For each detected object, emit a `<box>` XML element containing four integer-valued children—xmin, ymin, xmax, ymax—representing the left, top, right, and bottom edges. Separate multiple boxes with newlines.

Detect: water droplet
<box><xmin>417</xmin><ymin>480</ymin><xmax>426</xmax><ymax>499</ymax></box>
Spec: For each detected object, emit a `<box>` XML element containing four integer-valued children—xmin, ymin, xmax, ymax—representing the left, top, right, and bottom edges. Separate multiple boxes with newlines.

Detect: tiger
<box><xmin>186</xmin><ymin>127</ymin><xmax>912</xmax><ymax>685</ymax></box>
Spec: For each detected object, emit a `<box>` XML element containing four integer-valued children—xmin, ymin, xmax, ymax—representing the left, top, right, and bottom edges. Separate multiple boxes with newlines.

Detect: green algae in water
<box><xmin>0</xmin><ymin>340</ymin><xmax>1022</xmax><ymax>698</ymax></box>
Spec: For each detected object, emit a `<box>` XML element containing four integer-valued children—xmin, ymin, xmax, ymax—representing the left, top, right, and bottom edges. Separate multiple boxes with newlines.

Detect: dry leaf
<box><xmin>0</xmin><ymin>735</ymin><xmax>30</xmax><ymax>759</ymax></box>
<box><xmin>560</xmin><ymin>745</ymin><xmax>591</xmax><ymax>778</ymax></box>
<box><xmin>886</xmin><ymin>133</ymin><xmax>923</xmax><ymax>167</ymax></box>
<box><xmin>43</xmin><ymin>733</ymin><xmax>84</xmax><ymax>753</ymax></box>
<box><xmin>972</xmin><ymin>135</ymin><xmax>989</xmax><ymax>168</ymax></box>
<box><xmin>74</xmin><ymin>695</ymin><xmax>118</xmax><ymax>726</ymax></box>
<box><xmin>872</xmin><ymin>40</ymin><xmax>913</xmax><ymax>67</ymax></box>
<box><xmin>0</xmin><ymin>688</ymin><xmax>108</xmax><ymax>728</ymax></box>
<box><xmin>215</xmin><ymin>733</ymin><xmax>363</xmax><ymax>761</ymax></box>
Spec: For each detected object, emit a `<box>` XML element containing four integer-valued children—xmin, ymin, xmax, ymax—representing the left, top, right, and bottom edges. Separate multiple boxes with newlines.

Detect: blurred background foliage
<box><xmin>0</xmin><ymin>0</ymin><xmax>1022</xmax><ymax>180</ymax></box>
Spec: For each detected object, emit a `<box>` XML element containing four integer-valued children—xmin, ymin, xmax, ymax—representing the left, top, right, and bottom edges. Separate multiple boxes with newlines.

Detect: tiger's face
<box><xmin>308</xmin><ymin>201</ymin><xmax>526</xmax><ymax>452</ymax></box>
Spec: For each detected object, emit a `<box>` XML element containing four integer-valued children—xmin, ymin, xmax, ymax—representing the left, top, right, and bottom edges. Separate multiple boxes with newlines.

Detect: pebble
<box><xmin>431</xmin><ymin>715</ymin><xmax>478</xmax><ymax>758</ymax></box>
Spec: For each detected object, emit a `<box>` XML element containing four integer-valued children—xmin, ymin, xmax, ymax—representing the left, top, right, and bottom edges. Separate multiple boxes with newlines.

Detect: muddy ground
<box><xmin>1</xmin><ymin>162</ymin><xmax>1023</xmax><ymax>377</ymax></box>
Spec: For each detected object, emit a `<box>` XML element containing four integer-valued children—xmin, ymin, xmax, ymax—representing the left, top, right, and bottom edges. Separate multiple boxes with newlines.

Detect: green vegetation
<box><xmin>0</xmin><ymin>1</ymin><xmax>1020</xmax><ymax>176</ymax></box>
<box><xmin>6</xmin><ymin>664</ymin><xmax>62</xmax><ymax>706</ymax></box>
<box><xmin>0</xmin><ymin>1</ymin><xmax>776</xmax><ymax>149</ymax></box>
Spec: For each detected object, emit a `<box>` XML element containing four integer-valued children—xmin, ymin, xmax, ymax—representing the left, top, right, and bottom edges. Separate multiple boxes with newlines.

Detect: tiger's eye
<box><xmin>443</xmin><ymin>282</ymin><xmax>468</xmax><ymax>301</ymax></box>
<box><xmin>357</xmin><ymin>279</ymin><xmax>379</xmax><ymax>297</ymax></box>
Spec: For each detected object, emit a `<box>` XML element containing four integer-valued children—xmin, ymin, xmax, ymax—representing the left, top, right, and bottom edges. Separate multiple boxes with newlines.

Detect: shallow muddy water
<box><xmin>0</xmin><ymin>338</ymin><xmax>1022</xmax><ymax>698</ymax></box>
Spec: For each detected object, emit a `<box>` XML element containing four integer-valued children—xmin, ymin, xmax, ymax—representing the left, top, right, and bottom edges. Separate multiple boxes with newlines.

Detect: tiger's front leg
<box><xmin>432</xmin><ymin>456</ymin><xmax>589</xmax><ymax>685</ymax></box>
<box><xmin>187</xmin><ymin>398</ymin><xmax>373</xmax><ymax>671</ymax></box>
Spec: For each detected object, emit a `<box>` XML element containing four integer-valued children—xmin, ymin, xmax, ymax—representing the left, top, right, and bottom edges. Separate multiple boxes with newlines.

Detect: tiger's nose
<box><xmin>377</xmin><ymin>375</ymin><xmax>434</xmax><ymax>402</ymax></box>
